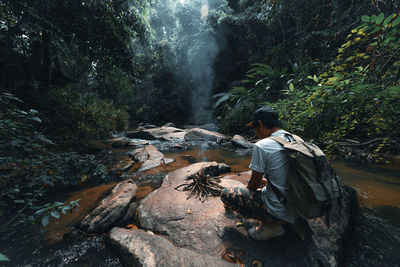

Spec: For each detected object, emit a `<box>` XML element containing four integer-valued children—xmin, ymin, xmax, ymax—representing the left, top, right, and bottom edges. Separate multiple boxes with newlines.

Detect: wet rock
<box><xmin>156</xmin><ymin>141</ymin><xmax>191</xmax><ymax>151</ymax></box>
<box><xmin>120</xmin><ymin>161</ymin><xmax>135</xmax><ymax>172</ymax></box>
<box><xmin>345</xmin><ymin>207</ymin><xmax>400</xmax><ymax>266</ymax></box>
<box><xmin>109</xmin><ymin>137</ymin><xmax>132</xmax><ymax>148</ymax></box>
<box><xmin>109</xmin><ymin>228</ymin><xmax>235</xmax><ymax>267</ymax></box>
<box><xmin>137</xmin><ymin>162</ymin><xmax>237</xmax><ymax>256</ymax></box>
<box><xmin>147</xmin><ymin>126</ymin><xmax>186</xmax><ymax>141</ymax></box>
<box><xmin>231</xmin><ymin>135</ymin><xmax>253</xmax><ymax>149</ymax></box>
<box><xmin>162</xmin><ymin>122</ymin><xmax>176</xmax><ymax>127</ymax></box>
<box><xmin>198</xmin><ymin>123</ymin><xmax>219</xmax><ymax>132</ymax></box>
<box><xmin>27</xmin><ymin>234</ymin><xmax>122</xmax><ymax>267</ymax></box>
<box><xmin>126</xmin><ymin>127</ymin><xmax>186</xmax><ymax>141</ymax></box>
<box><xmin>110</xmin><ymin>158</ymin><xmax>136</xmax><ymax>174</ymax></box>
<box><xmin>127</xmin><ymin>138</ymin><xmax>150</xmax><ymax>148</ymax></box>
<box><xmin>138</xmin><ymin>162</ymin><xmax>357</xmax><ymax>266</ymax></box>
<box><xmin>143</xmin><ymin>124</ymin><xmax>157</xmax><ymax>129</ymax></box>
<box><xmin>126</xmin><ymin>130</ymin><xmax>157</xmax><ymax>140</ymax></box>
<box><xmin>79</xmin><ymin>180</ymin><xmax>138</xmax><ymax>233</ymax></box>
<box><xmin>136</xmin><ymin>173</ymin><xmax>166</xmax><ymax>188</ymax></box>
<box><xmin>184</xmin><ymin>128</ymin><xmax>229</xmax><ymax>142</ymax></box>
<box><xmin>129</xmin><ymin>145</ymin><xmax>174</xmax><ymax>172</ymax></box>
<box><xmin>120</xmin><ymin>202</ymin><xmax>139</xmax><ymax>225</ymax></box>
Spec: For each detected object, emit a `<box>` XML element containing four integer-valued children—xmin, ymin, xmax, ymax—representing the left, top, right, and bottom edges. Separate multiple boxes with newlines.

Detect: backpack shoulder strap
<box><xmin>268</xmin><ymin>133</ymin><xmax>303</xmax><ymax>144</ymax></box>
<box><xmin>268</xmin><ymin>135</ymin><xmax>290</xmax><ymax>145</ymax></box>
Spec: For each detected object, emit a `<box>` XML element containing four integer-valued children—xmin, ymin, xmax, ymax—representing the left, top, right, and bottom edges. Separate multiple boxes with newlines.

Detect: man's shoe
<box><xmin>248</xmin><ymin>224</ymin><xmax>285</xmax><ymax>241</ymax></box>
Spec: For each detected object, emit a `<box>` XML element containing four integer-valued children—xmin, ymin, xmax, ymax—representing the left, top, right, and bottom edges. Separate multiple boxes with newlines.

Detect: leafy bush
<box><xmin>216</xmin><ymin>12</ymin><xmax>400</xmax><ymax>162</ymax></box>
<box><xmin>0</xmin><ymin>92</ymin><xmax>106</xmax><ymax>227</ymax></box>
<box><xmin>273</xmin><ymin>12</ymin><xmax>400</xmax><ymax>143</ymax></box>
<box><xmin>47</xmin><ymin>86</ymin><xmax>129</xmax><ymax>148</ymax></box>
<box><xmin>214</xmin><ymin>60</ymin><xmax>318</xmax><ymax>133</ymax></box>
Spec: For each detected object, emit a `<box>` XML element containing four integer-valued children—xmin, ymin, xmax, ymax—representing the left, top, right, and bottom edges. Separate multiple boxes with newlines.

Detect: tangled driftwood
<box><xmin>175</xmin><ymin>171</ymin><xmax>224</xmax><ymax>202</ymax></box>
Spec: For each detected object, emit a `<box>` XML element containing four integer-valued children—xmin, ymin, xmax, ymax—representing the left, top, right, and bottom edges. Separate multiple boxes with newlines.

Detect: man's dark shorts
<box><xmin>221</xmin><ymin>187</ymin><xmax>281</xmax><ymax>222</ymax></box>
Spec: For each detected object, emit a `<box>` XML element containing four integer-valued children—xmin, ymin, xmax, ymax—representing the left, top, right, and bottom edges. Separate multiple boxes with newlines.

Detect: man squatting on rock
<box><xmin>221</xmin><ymin>107</ymin><xmax>298</xmax><ymax>240</ymax></box>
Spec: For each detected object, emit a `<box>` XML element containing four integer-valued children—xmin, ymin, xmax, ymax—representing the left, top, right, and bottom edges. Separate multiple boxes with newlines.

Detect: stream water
<box><xmin>1</xmin><ymin>144</ymin><xmax>400</xmax><ymax>266</ymax></box>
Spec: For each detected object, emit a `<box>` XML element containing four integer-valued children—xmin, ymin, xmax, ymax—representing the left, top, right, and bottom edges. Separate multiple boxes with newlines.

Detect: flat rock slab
<box><xmin>126</xmin><ymin>127</ymin><xmax>186</xmax><ymax>141</ymax></box>
<box><xmin>184</xmin><ymin>128</ymin><xmax>229</xmax><ymax>142</ymax></box>
<box><xmin>109</xmin><ymin>228</ymin><xmax>235</xmax><ymax>267</ymax></box>
<box><xmin>138</xmin><ymin>162</ymin><xmax>240</xmax><ymax>255</ymax></box>
<box><xmin>231</xmin><ymin>134</ymin><xmax>253</xmax><ymax>149</ymax></box>
<box><xmin>223</xmin><ymin>171</ymin><xmax>251</xmax><ymax>185</ymax></box>
<box><xmin>138</xmin><ymin>162</ymin><xmax>357</xmax><ymax>266</ymax></box>
<box><xmin>129</xmin><ymin>145</ymin><xmax>174</xmax><ymax>172</ymax></box>
<box><xmin>79</xmin><ymin>180</ymin><xmax>137</xmax><ymax>233</ymax></box>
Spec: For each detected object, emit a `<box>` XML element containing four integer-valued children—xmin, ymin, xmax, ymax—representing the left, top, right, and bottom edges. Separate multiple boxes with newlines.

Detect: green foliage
<box><xmin>0</xmin><ymin>92</ymin><xmax>106</xmax><ymax>227</ymax></box>
<box><xmin>0</xmin><ymin>0</ymin><xmax>150</xmax><ymax>146</ymax></box>
<box><xmin>216</xmin><ymin>9</ymin><xmax>400</xmax><ymax>162</ymax></box>
<box><xmin>269</xmin><ymin>12</ymin><xmax>400</xmax><ymax>152</ymax></box>
<box><xmin>212</xmin><ymin>0</ymin><xmax>378</xmax><ymax>97</ymax></box>
<box><xmin>0</xmin><ymin>253</ymin><xmax>10</xmax><ymax>262</ymax></box>
<box><xmin>47</xmin><ymin>86</ymin><xmax>129</xmax><ymax>147</ymax></box>
<box><xmin>215</xmin><ymin>59</ymin><xmax>318</xmax><ymax>133</ymax></box>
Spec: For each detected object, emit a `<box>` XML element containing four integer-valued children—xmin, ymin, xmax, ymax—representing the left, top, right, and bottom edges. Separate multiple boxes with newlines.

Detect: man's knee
<box><xmin>220</xmin><ymin>188</ymin><xmax>231</xmax><ymax>205</ymax></box>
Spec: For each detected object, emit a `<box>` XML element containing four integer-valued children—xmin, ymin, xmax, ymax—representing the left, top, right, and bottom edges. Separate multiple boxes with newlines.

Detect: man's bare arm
<box><xmin>247</xmin><ymin>170</ymin><xmax>263</xmax><ymax>190</ymax></box>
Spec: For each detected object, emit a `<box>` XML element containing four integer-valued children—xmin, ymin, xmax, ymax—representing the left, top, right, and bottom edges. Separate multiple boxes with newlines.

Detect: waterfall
<box><xmin>148</xmin><ymin>0</ymin><xmax>225</xmax><ymax>124</ymax></box>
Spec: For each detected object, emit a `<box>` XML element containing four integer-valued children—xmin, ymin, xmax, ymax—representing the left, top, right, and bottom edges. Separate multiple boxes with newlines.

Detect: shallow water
<box><xmin>164</xmin><ymin>147</ymin><xmax>400</xmax><ymax>209</ymax></box>
<box><xmin>2</xmin><ymin>145</ymin><xmax>399</xmax><ymax>266</ymax></box>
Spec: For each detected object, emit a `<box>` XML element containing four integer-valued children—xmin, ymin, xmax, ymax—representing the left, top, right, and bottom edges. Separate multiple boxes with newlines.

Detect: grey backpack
<box><xmin>269</xmin><ymin>134</ymin><xmax>343</xmax><ymax>226</ymax></box>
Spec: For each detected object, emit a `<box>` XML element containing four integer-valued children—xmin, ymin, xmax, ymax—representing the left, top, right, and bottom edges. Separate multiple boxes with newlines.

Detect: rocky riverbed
<box><xmin>2</xmin><ymin>124</ymin><xmax>400</xmax><ymax>266</ymax></box>
<box><xmin>75</xmin><ymin>125</ymin><xmax>360</xmax><ymax>266</ymax></box>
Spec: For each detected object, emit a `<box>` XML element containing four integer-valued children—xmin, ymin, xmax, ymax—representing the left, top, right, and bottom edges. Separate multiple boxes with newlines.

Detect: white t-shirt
<box><xmin>249</xmin><ymin>129</ymin><xmax>298</xmax><ymax>223</ymax></box>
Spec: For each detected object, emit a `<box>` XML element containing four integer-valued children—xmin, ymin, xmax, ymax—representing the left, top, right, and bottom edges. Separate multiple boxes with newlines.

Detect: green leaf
<box><xmin>0</xmin><ymin>253</ymin><xmax>10</xmax><ymax>262</ymax></box>
<box><xmin>50</xmin><ymin>210</ymin><xmax>60</xmax><ymax>219</ymax></box>
<box><xmin>361</xmin><ymin>15</ymin><xmax>370</xmax><ymax>23</ymax></box>
<box><xmin>370</xmin><ymin>15</ymin><xmax>377</xmax><ymax>23</ymax></box>
<box><xmin>61</xmin><ymin>206</ymin><xmax>71</xmax><ymax>215</ymax></box>
<box><xmin>41</xmin><ymin>215</ymin><xmax>50</xmax><ymax>227</ymax></box>
<box><xmin>229</xmin><ymin>86</ymin><xmax>248</xmax><ymax>95</ymax></box>
<box><xmin>30</xmin><ymin>117</ymin><xmax>42</xmax><ymax>123</ymax></box>
<box><xmin>334</xmin><ymin>73</ymin><xmax>344</xmax><ymax>79</ymax></box>
<box><xmin>392</xmin><ymin>16</ymin><xmax>400</xmax><ymax>27</ymax></box>
<box><xmin>383</xmin><ymin>14</ymin><xmax>394</xmax><ymax>25</ymax></box>
<box><xmin>289</xmin><ymin>83</ymin><xmax>294</xmax><ymax>91</ymax></box>
<box><xmin>376</xmin><ymin>13</ymin><xmax>385</xmax><ymax>24</ymax></box>
<box><xmin>13</xmin><ymin>199</ymin><xmax>25</xmax><ymax>204</ymax></box>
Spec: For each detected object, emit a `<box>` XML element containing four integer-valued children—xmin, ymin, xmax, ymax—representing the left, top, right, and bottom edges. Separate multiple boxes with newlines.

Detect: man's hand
<box><xmin>261</xmin><ymin>178</ymin><xmax>267</xmax><ymax>187</ymax></box>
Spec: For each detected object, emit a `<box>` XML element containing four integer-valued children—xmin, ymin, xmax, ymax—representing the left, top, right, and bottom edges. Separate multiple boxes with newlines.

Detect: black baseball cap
<box><xmin>247</xmin><ymin>107</ymin><xmax>279</xmax><ymax>127</ymax></box>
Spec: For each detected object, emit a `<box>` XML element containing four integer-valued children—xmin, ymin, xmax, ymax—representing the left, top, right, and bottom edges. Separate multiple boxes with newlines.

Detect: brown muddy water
<box><xmin>1</xmin><ymin>145</ymin><xmax>400</xmax><ymax>266</ymax></box>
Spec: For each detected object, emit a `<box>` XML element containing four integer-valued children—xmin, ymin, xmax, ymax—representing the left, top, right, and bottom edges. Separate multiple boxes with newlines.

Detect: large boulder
<box><xmin>184</xmin><ymin>128</ymin><xmax>229</xmax><ymax>142</ymax></box>
<box><xmin>129</xmin><ymin>145</ymin><xmax>174</xmax><ymax>172</ymax></box>
<box><xmin>344</xmin><ymin>207</ymin><xmax>400</xmax><ymax>266</ymax></box>
<box><xmin>231</xmin><ymin>135</ymin><xmax>253</xmax><ymax>149</ymax></box>
<box><xmin>110</xmin><ymin>158</ymin><xmax>136</xmax><ymax>173</ymax></box>
<box><xmin>126</xmin><ymin>127</ymin><xmax>186</xmax><ymax>141</ymax></box>
<box><xmin>138</xmin><ymin>164</ymin><xmax>357</xmax><ymax>266</ymax></box>
<box><xmin>79</xmin><ymin>180</ymin><xmax>137</xmax><ymax>233</ymax></box>
<box><xmin>126</xmin><ymin>130</ymin><xmax>157</xmax><ymax>140</ymax></box>
<box><xmin>109</xmin><ymin>228</ymin><xmax>235</xmax><ymax>267</ymax></box>
<box><xmin>198</xmin><ymin>123</ymin><xmax>219</xmax><ymax>132</ymax></box>
<box><xmin>138</xmin><ymin>162</ymin><xmax>239</xmax><ymax>255</ymax></box>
